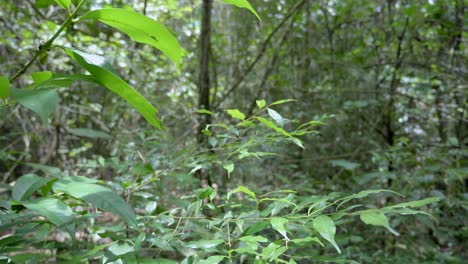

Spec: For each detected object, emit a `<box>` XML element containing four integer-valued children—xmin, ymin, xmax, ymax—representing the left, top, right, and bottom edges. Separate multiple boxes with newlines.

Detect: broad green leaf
<box><xmin>291</xmin><ymin>236</ymin><xmax>324</xmax><ymax>247</ymax></box>
<box><xmin>10</xmin><ymin>87</ymin><xmax>58</xmax><ymax>124</ymax></box>
<box><xmin>261</xmin><ymin>243</ymin><xmax>288</xmax><ymax>261</ymax></box>
<box><xmin>270</xmin><ymin>217</ymin><xmax>289</xmax><ymax>240</ymax></box>
<box><xmin>54</xmin><ymin>0</ymin><xmax>70</xmax><ymax>10</ymax></box>
<box><xmin>64</xmin><ymin>48</ymin><xmax>162</xmax><ymax>129</ymax></box>
<box><xmin>312</xmin><ymin>215</ymin><xmax>341</xmax><ymax>253</ymax></box>
<box><xmin>31</xmin><ymin>71</ymin><xmax>52</xmax><ymax>84</ymax></box>
<box><xmin>267</xmin><ymin>108</ymin><xmax>284</xmax><ymax>126</ymax></box>
<box><xmin>256</xmin><ymin>99</ymin><xmax>266</xmax><ymax>109</ymax></box>
<box><xmin>223</xmin><ymin>160</ymin><xmax>234</xmax><ymax>178</ymax></box>
<box><xmin>199</xmin><ymin>256</ymin><xmax>226</xmax><ymax>264</ymax></box>
<box><xmin>389</xmin><ymin>197</ymin><xmax>441</xmax><ymax>208</ymax></box>
<box><xmin>226</xmin><ymin>109</ymin><xmax>246</xmax><ymax>120</ymax></box>
<box><xmin>0</xmin><ymin>76</ymin><xmax>9</xmax><ymax>100</ymax></box>
<box><xmin>79</xmin><ymin>9</ymin><xmax>182</xmax><ymax>65</ymax></box>
<box><xmin>53</xmin><ymin>176</ymin><xmax>137</xmax><ymax>228</ymax></box>
<box><xmin>186</xmin><ymin>239</ymin><xmax>224</xmax><ymax>249</ymax></box>
<box><xmin>227</xmin><ymin>186</ymin><xmax>256</xmax><ymax>200</ymax></box>
<box><xmin>68</xmin><ymin>128</ymin><xmax>112</xmax><ymax>139</ymax></box>
<box><xmin>12</xmin><ymin>174</ymin><xmax>54</xmax><ymax>201</ymax></box>
<box><xmin>21</xmin><ymin>197</ymin><xmax>75</xmax><ymax>239</ymax></box>
<box><xmin>360</xmin><ymin>212</ymin><xmax>399</xmax><ymax>236</ymax></box>
<box><xmin>134</xmin><ymin>233</ymin><xmax>146</xmax><ymax>254</ymax></box>
<box><xmin>220</xmin><ymin>0</ymin><xmax>261</xmax><ymax>20</ymax></box>
<box><xmin>242</xmin><ymin>221</ymin><xmax>270</xmax><ymax>236</ymax></box>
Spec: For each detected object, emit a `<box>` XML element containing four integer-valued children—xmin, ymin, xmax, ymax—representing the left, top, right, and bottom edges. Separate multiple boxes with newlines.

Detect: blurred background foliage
<box><xmin>0</xmin><ymin>0</ymin><xmax>467</xmax><ymax>262</ymax></box>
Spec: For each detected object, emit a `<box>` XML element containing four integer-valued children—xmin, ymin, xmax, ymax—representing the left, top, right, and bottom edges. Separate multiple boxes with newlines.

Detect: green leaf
<box><xmin>312</xmin><ymin>215</ymin><xmax>341</xmax><ymax>253</ymax></box>
<box><xmin>54</xmin><ymin>0</ymin><xmax>70</xmax><ymax>10</ymax></box>
<box><xmin>68</xmin><ymin>128</ymin><xmax>112</xmax><ymax>139</ymax></box>
<box><xmin>256</xmin><ymin>117</ymin><xmax>292</xmax><ymax>138</ymax></box>
<box><xmin>337</xmin><ymin>189</ymin><xmax>403</xmax><ymax>209</ymax></box>
<box><xmin>261</xmin><ymin>243</ymin><xmax>288</xmax><ymax>261</ymax></box>
<box><xmin>220</xmin><ymin>0</ymin><xmax>261</xmax><ymax>20</ymax></box>
<box><xmin>12</xmin><ymin>174</ymin><xmax>54</xmax><ymax>201</ymax></box>
<box><xmin>64</xmin><ymin>47</ymin><xmax>162</xmax><ymax>129</ymax></box>
<box><xmin>227</xmin><ymin>186</ymin><xmax>256</xmax><ymax>200</ymax></box>
<box><xmin>53</xmin><ymin>176</ymin><xmax>137</xmax><ymax>228</ymax></box>
<box><xmin>10</xmin><ymin>87</ymin><xmax>59</xmax><ymax>124</ymax></box>
<box><xmin>291</xmin><ymin>236</ymin><xmax>324</xmax><ymax>247</ymax></box>
<box><xmin>21</xmin><ymin>197</ymin><xmax>75</xmax><ymax>239</ymax></box>
<box><xmin>270</xmin><ymin>217</ymin><xmax>289</xmax><ymax>240</ymax></box>
<box><xmin>267</xmin><ymin>108</ymin><xmax>284</xmax><ymax>126</ymax></box>
<box><xmin>79</xmin><ymin>8</ymin><xmax>182</xmax><ymax>65</ymax></box>
<box><xmin>0</xmin><ymin>76</ymin><xmax>9</xmax><ymax>100</ymax></box>
<box><xmin>389</xmin><ymin>197</ymin><xmax>441</xmax><ymax>208</ymax></box>
<box><xmin>134</xmin><ymin>233</ymin><xmax>146</xmax><ymax>255</ymax></box>
<box><xmin>270</xmin><ymin>99</ymin><xmax>296</xmax><ymax>106</ymax></box>
<box><xmin>197</xmin><ymin>109</ymin><xmax>214</xmax><ymax>115</ymax></box>
<box><xmin>256</xmin><ymin>99</ymin><xmax>266</xmax><ymax>109</ymax></box>
<box><xmin>186</xmin><ymin>239</ymin><xmax>224</xmax><ymax>249</ymax></box>
<box><xmin>31</xmin><ymin>71</ymin><xmax>53</xmax><ymax>84</ymax></box>
<box><xmin>199</xmin><ymin>256</ymin><xmax>226</xmax><ymax>264</ymax></box>
<box><xmin>329</xmin><ymin>160</ymin><xmax>360</xmax><ymax>171</ymax></box>
<box><xmin>238</xmin><ymin>235</ymin><xmax>268</xmax><ymax>243</ymax></box>
<box><xmin>223</xmin><ymin>160</ymin><xmax>234</xmax><ymax>178</ymax></box>
<box><xmin>359</xmin><ymin>212</ymin><xmax>399</xmax><ymax>236</ymax></box>
<box><xmin>226</xmin><ymin>109</ymin><xmax>246</xmax><ymax>120</ymax></box>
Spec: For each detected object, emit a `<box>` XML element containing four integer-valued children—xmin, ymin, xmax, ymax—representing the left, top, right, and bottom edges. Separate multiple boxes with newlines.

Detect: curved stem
<box><xmin>9</xmin><ymin>0</ymin><xmax>87</xmax><ymax>83</ymax></box>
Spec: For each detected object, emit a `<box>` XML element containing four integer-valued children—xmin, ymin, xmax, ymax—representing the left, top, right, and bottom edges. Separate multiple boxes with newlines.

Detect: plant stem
<box><xmin>9</xmin><ymin>0</ymin><xmax>87</xmax><ymax>83</ymax></box>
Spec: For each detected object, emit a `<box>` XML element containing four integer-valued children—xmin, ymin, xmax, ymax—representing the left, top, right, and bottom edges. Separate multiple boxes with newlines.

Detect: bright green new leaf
<box><xmin>31</xmin><ymin>71</ymin><xmax>53</xmax><ymax>84</ymax></box>
<box><xmin>0</xmin><ymin>76</ymin><xmax>9</xmax><ymax>100</ymax></box>
<box><xmin>256</xmin><ymin>99</ymin><xmax>266</xmax><ymax>109</ymax></box>
<box><xmin>199</xmin><ymin>256</ymin><xmax>226</xmax><ymax>264</ymax></box>
<box><xmin>270</xmin><ymin>99</ymin><xmax>296</xmax><ymax>106</ymax></box>
<box><xmin>270</xmin><ymin>217</ymin><xmax>289</xmax><ymax>240</ymax></box>
<box><xmin>68</xmin><ymin>128</ymin><xmax>112</xmax><ymax>139</ymax></box>
<box><xmin>54</xmin><ymin>0</ymin><xmax>70</xmax><ymax>10</ymax></box>
<box><xmin>10</xmin><ymin>87</ymin><xmax>59</xmax><ymax>125</ymax></box>
<box><xmin>226</xmin><ymin>109</ymin><xmax>246</xmax><ymax>120</ymax></box>
<box><xmin>238</xmin><ymin>235</ymin><xmax>268</xmax><ymax>243</ymax></box>
<box><xmin>53</xmin><ymin>176</ymin><xmax>137</xmax><ymax>228</ymax></box>
<box><xmin>79</xmin><ymin>8</ymin><xmax>182</xmax><ymax>65</ymax></box>
<box><xmin>360</xmin><ymin>211</ymin><xmax>399</xmax><ymax>236</ymax></box>
<box><xmin>256</xmin><ymin>117</ymin><xmax>292</xmax><ymax>138</ymax></box>
<box><xmin>64</xmin><ymin>48</ymin><xmax>162</xmax><ymax>129</ymax></box>
<box><xmin>21</xmin><ymin>197</ymin><xmax>75</xmax><ymax>239</ymax></box>
<box><xmin>220</xmin><ymin>0</ymin><xmax>261</xmax><ymax>20</ymax></box>
<box><xmin>227</xmin><ymin>186</ymin><xmax>256</xmax><ymax>200</ymax></box>
<box><xmin>12</xmin><ymin>174</ymin><xmax>54</xmax><ymax>201</ymax></box>
<box><xmin>312</xmin><ymin>215</ymin><xmax>341</xmax><ymax>253</ymax></box>
<box><xmin>223</xmin><ymin>160</ymin><xmax>234</xmax><ymax>178</ymax></box>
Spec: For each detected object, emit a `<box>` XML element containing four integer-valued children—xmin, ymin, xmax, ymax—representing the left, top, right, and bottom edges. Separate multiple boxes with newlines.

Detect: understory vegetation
<box><xmin>0</xmin><ymin>0</ymin><xmax>466</xmax><ymax>263</ymax></box>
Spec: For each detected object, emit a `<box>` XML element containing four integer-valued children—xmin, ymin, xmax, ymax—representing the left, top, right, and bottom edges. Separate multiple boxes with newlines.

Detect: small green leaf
<box><xmin>267</xmin><ymin>108</ymin><xmax>284</xmax><ymax>126</ymax></box>
<box><xmin>12</xmin><ymin>174</ymin><xmax>54</xmax><ymax>201</ymax></box>
<box><xmin>270</xmin><ymin>217</ymin><xmax>289</xmax><ymax>240</ymax></box>
<box><xmin>312</xmin><ymin>215</ymin><xmax>341</xmax><ymax>253</ymax></box>
<box><xmin>360</xmin><ymin>212</ymin><xmax>399</xmax><ymax>236</ymax></box>
<box><xmin>238</xmin><ymin>235</ymin><xmax>268</xmax><ymax>243</ymax></box>
<box><xmin>223</xmin><ymin>160</ymin><xmax>234</xmax><ymax>178</ymax></box>
<box><xmin>186</xmin><ymin>239</ymin><xmax>224</xmax><ymax>249</ymax></box>
<box><xmin>256</xmin><ymin>99</ymin><xmax>266</xmax><ymax>109</ymax></box>
<box><xmin>0</xmin><ymin>76</ymin><xmax>10</xmax><ymax>100</ymax></box>
<box><xmin>291</xmin><ymin>236</ymin><xmax>324</xmax><ymax>247</ymax></box>
<box><xmin>68</xmin><ymin>128</ymin><xmax>112</xmax><ymax>139</ymax></box>
<box><xmin>31</xmin><ymin>71</ymin><xmax>53</xmax><ymax>84</ymax></box>
<box><xmin>270</xmin><ymin>99</ymin><xmax>296</xmax><ymax>106</ymax></box>
<box><xmin>10</xmin><ymin>87</ymin><xmax>59</xmax><ymax>124</ymax></box>
<box><xmin>79</xmin><ymin>8</ymin><xmax>182</xmax><ymax>65</ymax></box>
<box><xmin>53</xmin><ymin>176</ymin><xmax>137</xmax><ymax>228</ymax></box>
<box><xmin>197</xmin><ymin>109</ymin><xmax>214</xmax><ymax>115</ymax></box>
<box><xmin>64</xmin><ymin>48</ymin><xmax>162</xmax><ymax>129</ymax></box>
<box><xmin>54</xmin><ymin>0</ymin><xmax>70</xmax><ymax>10</ymax></box>
<box><xmin>256</xmin><ymin>116</ymin><xmax>291</xmax><ymax>137</ymax></box>
<box><xmin>21</xmin><ymin>197</ymin><xmax>75</xmax><ymax>239</ymax></box>
<box><xmin>389</xmin><ymin>197</ymin><xmax>441</xmax><ymax>208</ymax></box>
<box><xmin>199</xmin><ymin>256</ymin><xmax>226</xmax><ymax>264</ymax></box>
<box><xmin>226</xmin><ymin>109</ymin><xmax>246</xmax><ymax>120</ymax></box>
<box><xmin>220</xmin><ymin>0</ymin><xmax>261</xmax><ymax>20</ymax></box>
<box><xmin>227</xmin><ymin>186</ymin><xmax>256</xmax><ymax>200</ymax></box>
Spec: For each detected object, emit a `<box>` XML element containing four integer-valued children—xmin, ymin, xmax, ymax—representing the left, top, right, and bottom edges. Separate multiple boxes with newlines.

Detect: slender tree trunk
<box><xmin>197</xmin><ymin>0</ymin><xmax>213</xmax><ymax>184</ymax></box>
